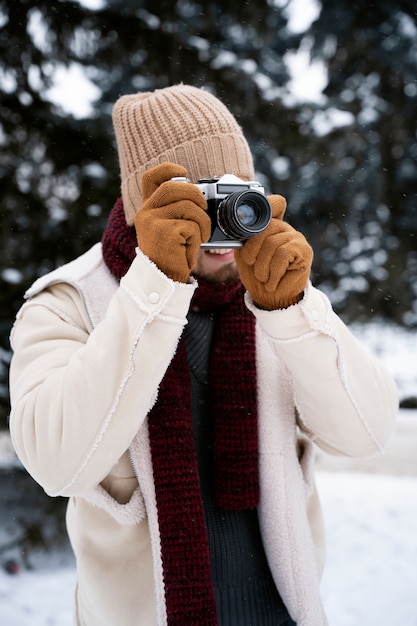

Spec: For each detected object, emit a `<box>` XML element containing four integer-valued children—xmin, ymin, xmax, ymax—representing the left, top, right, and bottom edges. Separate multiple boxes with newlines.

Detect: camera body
<box><xmin>172</xmin><ymin>174</ymin><xmax>272</xmax><ymax>248</ymax></box>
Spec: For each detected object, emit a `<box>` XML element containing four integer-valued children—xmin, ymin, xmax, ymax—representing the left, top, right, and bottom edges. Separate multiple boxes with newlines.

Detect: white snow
<box><xmin>350</xmin><ymin>322</ymin><xmax>417</xmax><ymax>403</ymax></box>
<box><xmin>320</xmin><ymin>470</ymin><xmax>417</xmax><ymax>625</ymax></box>
<box><xmin>45</xmin><ymin>63</ymin><xmax>101</xmax><ymax>119</ymax></box>
<box><xmin>0</xmin><ymin>561</ymin><xmax>76</xmax><ymax>626</ymax></box>
<box><xmin>283</xmin><ymin>42</ymin><xmax>328</xmax><ymax>106</ymax></box>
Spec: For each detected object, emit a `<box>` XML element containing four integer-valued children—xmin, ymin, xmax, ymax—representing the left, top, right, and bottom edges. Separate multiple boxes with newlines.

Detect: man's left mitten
<box><xmin>234</xmin><ymin>195</ymin><xmax>313</xmax><ymax>310</ymax></box>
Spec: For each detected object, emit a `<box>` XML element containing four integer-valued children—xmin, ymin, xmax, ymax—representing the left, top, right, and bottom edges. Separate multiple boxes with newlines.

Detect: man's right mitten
<box><xmin>134</xmin><ymin>162</ymin><xmax>211</xmax><ymax>283</ymax></box>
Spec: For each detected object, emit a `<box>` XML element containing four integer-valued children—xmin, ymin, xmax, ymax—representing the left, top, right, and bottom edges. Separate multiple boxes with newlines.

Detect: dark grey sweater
<box><xmin>184</xmin><ymin>310</ymin><xmax>296</xmax><ymax>626</ymax></box>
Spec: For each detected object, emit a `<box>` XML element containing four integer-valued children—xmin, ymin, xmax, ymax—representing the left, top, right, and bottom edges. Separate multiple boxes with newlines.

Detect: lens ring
<box><xmin>217</xmin><ymin>191</ymin><xmax>272</xmax><ymax>240</ymax></box>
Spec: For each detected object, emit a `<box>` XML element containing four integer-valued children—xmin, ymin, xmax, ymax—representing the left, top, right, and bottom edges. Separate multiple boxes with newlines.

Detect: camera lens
<box><xmin>236</xmin><ymin>203</ymin><xmax>258</xmax><ymax>226</ymax></box>
<box><xmin>217</xmin><ymin>190</ymin><xmax>272</xmax><ymax>240</ymax></box>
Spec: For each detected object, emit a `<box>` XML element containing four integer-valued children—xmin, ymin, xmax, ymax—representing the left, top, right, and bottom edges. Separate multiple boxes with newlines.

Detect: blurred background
<box><xmin>1</xmin><ymin>0</ymin><xmax>417</xmax><ymax>426</ymax></box>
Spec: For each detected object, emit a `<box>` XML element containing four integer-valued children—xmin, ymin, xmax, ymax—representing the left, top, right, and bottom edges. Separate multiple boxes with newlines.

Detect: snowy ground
<box><xmin>0</xmin><ymin>322</ymin><xmax>416</xmax><ymax>625</ymax></box>
<box><xmin>319</xmin><ymin>468</ymin><xmax>417</xmax><ymax>626</ymax></box>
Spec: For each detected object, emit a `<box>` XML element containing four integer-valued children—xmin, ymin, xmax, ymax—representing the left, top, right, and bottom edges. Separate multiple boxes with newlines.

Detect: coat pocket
<box><xmin>100</xmin><ymin>451</ymin><xmax>139</xmax><ymax>504</ymax></box>
<box><xmin>80</xmin><ymin>452</ymin><xmax>146</xmax><ymax>526</ymax></box>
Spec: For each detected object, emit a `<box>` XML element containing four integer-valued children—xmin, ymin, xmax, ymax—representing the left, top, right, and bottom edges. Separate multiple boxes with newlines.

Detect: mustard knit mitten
<box><xmin>134</xmin><ymin>163</ymin><xmax>211</xmax><ymax>283</ymax></box>
<box><xmin>234</xmin><ymin>195</ymin><xmax>313</xmax><ymax>310</ymax></box>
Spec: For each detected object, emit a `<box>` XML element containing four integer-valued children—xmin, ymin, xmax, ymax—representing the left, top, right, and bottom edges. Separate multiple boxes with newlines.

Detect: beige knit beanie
<box><xmin>112</xmin><ymin>84</ymin><xmax>255</xmax><ymax>225</ymax></box>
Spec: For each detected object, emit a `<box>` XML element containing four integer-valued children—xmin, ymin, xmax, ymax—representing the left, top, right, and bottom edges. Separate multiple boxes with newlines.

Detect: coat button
<box><xmin>149</xmin><ymin>291</ymin><xmax>160</xmax><ymax>304</ymax></box>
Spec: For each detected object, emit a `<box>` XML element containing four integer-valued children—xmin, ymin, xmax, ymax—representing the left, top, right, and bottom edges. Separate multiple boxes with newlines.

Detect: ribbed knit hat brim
<box><xmin>112</xmin><ymin>84</ymin><xmax>254</xmax><ymax>224</ymax></box>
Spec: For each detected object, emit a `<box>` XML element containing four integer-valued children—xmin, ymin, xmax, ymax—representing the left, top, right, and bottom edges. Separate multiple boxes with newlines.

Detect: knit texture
<box><xmin>234</xmin><ymin>194</ymin><xmax>313</xmax><ymax>310</ymax></box>
<box><xmin>112</xmin><ymin>84</ymin><xmax>255</xmax><ymax>224</ymax></box>
<box><xmin>134</xmin><ymin>162</ymin><xmax>211</xmax><ymax>283</ymax></box>
<box><xmin>102</xmin><ymin>197</ymin><xmax>259</xmax><ymax>625</ymax></box>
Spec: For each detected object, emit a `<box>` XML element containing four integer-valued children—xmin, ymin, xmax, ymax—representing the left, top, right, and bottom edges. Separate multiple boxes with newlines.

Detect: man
<box><xmin>9</xmin><ymin>84</ymin><xmax>398</xmax><ymax>626</ymax></box>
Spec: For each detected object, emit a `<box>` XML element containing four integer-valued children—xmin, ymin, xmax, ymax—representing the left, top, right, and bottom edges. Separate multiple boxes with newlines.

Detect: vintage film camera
<box><xmin>172</xmin><ymin>174</ymin><xmax>272</xmax><ymax>248</ymax></box>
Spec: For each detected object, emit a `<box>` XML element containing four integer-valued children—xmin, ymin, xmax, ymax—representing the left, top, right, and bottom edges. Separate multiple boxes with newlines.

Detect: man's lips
<box><xmin>204</xmin><ymin>248</ymin><xmax>235</xmax><ymax>262</ymax></box>
<box><xmin>205</xmin><ymin>248</ymin><xmax>233</xmax><ymax>255</ymax></box>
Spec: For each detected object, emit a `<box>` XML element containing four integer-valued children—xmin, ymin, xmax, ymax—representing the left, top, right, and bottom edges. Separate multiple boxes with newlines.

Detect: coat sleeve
<box><xmin>246</xmin><ymin>283</ymin><xmax>398</xmax><ymax>457</ymax></box>
<box><xmin>9</xmin><ymin>250</ymin><xmax>195</xmax><ymax>497</ymax></box>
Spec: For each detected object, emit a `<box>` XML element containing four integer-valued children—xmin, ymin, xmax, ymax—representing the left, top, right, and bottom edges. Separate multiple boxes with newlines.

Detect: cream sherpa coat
<box><xmin>9</xmin><ymin>243</ymin><xmax>398</xmax><ymax>626</ymax></box>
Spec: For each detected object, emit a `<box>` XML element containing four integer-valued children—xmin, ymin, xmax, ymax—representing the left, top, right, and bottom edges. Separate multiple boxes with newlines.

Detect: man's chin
<box><xmin>192</xmin><ymin>251</ymin><xmax>240</xmax><ymax>284</ymax></box>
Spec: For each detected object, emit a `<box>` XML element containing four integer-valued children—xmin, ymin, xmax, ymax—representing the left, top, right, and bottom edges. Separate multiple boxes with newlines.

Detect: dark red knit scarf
<box><xmin>102</xmin><ymin>198</ymin><xmax>259</xmax><ymax>625</ymax></box>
